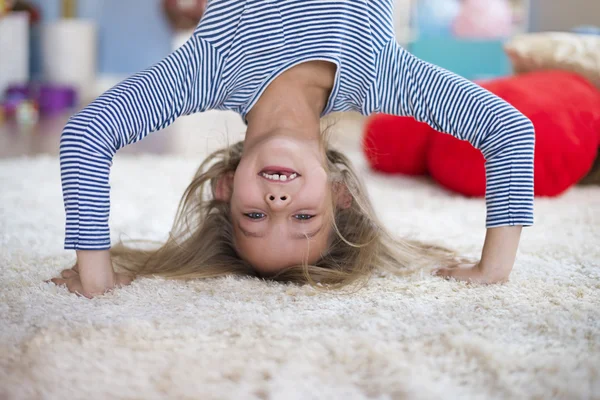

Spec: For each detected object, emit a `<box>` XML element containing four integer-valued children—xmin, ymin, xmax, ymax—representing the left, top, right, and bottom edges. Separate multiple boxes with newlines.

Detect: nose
<box><xmin>265</xmin><ymin>193</ymin><xmax>291</xmax><ymax>209</ymax></box>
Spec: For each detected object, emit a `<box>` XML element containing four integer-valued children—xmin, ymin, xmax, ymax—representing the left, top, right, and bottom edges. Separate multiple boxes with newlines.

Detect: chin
<box><xmin>260</xmin><ymin>136</ymin><xmax>306</xmax><ymax>152</ymax></box>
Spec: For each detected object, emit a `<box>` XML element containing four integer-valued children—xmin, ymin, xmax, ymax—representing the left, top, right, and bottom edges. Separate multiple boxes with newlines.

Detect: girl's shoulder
<box><xmin>192</xmin><ymin>0</ymin><xmax>245</xmax><ymax>50</ymax></box>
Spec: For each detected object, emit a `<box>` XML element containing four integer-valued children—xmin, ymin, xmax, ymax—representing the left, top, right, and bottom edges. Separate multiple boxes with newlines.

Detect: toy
<box><xmin>3</xmin><ymin>86</ymin><xmax>39</xmax><ymax>126</ymax></box>
<box><xmin>38</xmin><ymin>85</ymin><xmax>77</xmax><ymax>115</ymax></box>
<box><xmin>453</xmin><ymin>0</ymin><xmax>513</xmax><ymax>39</ymax></box>
<box><xmin>363</xmin><ymin>70</ymin><xmax>600</xmax><ymax>197</ymax></box>
<box><xmin>163</xmin><ymin>0</ymin><xmax>207</xmax><ymax>31</ymax></box>
<box><xmin>0</xmin><ymin>0</ymin><xmax>14</xmax><ymax>16</ymax></box>
<box><xmin>10</xmin><ymin>0</ymin><xmax>41</xmax><ymax>24</ymax></box>
<box><xmin>1</xmin><ymin>86</ymin><xmax>29</xmax><ymax>116</ymax></box>
<box><xmin>2</xmin><ymin>83</ymin><xmax>77</xmax><ymax>119</ymax></box>
<box><xmin>413</xmin><ymin>0</ymin><xmax>461</xmax><ymax>38</ymax></box>
<box><xmin>412</xmin><ymin>0</ymin><xmax>527</xmax><ymax>39</ymax></box>
<box><xmin>6</xmin><ymin>84</ymin><xmax>31</xmax><ymax>99</ymax></box>
<box><xmin>62</xmin><ymin>0</ymin><xmax>76</xmax><ymax>19</ymax></box>
<box><xmin>16</xmin><ymin>100</ymin><xmax>39</xmax><ymax>126</ymax></box>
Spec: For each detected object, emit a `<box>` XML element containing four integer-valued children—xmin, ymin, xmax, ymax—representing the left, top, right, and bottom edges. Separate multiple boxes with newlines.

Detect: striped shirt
<box><xmin>60</xmin><ymin>0</ymin><xmax>535</xmax><ymax>250</ymax></box>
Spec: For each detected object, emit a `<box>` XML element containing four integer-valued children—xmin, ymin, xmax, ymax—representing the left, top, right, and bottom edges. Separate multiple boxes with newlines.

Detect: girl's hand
<box><xmin>46</xmin><ymin>250</ymin><xmax>134</xmax><ymax>298</ymax></box>
<box><xmin>47</xmin><ymin>267</ymin><xmax>134</xmax><ymax>298</ymax></box>
<box><xmin>433</xmin><ymin>262</ymin><xmax>508</xmax><ymax>284</ymax></box>
<box><xmin>433</xmin><ymin>226</ymin><xmax>522</xmax><ymax>284</ymax></box>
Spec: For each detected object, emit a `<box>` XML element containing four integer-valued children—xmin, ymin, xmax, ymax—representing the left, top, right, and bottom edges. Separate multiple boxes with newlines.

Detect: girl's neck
<box><xmin>245</xmin><ymin>61</ymin><xmax>336</xmax><ymax>145</ymax></box>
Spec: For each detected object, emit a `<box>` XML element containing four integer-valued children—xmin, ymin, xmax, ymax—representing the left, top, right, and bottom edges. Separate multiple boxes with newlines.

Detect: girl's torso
<box><xmin>194</xmin><ymin>0</ymin><xmax>396</xmax><ymax>120</ymax></box>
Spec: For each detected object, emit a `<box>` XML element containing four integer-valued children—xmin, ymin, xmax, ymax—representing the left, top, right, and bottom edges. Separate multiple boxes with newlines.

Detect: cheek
<box><xmin>232</xmin><ymin>176</ymin><xmax>263</xmax><ymax>208</ymax></box>
<box><xmin>306</xmin><ymin>171</ymin><xmax>330</xmax><ymax>202</ymax></box>
<box><xmin>233</xmin><ymin>162</ymin><xmax>253</xmax><ymax>193</ymax></box>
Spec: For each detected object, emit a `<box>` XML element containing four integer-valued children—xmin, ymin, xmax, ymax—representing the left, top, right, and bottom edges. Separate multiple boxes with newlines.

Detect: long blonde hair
<box><xmin>111</xmin><ymin>140</ymin><xmax>460</xmax><ymax>289</ymax></box>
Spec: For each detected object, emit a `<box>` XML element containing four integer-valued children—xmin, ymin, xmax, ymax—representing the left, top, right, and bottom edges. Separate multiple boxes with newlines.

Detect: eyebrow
<box><xmin>238</xmin><ymin>223</ymin><xmax>323</xmax><ymax>240</ymax></box>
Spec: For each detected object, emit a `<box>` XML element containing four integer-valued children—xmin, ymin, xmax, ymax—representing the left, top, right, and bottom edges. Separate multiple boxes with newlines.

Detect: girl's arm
<box><xmin>374</xmin><ymin>41</ymin><xmax>535</xmax><ymax>283</ymax></box>
<box><xmin>60</xmin><ymin>34</ymin><xmax>222</xmax><ymax>251</ymax></box>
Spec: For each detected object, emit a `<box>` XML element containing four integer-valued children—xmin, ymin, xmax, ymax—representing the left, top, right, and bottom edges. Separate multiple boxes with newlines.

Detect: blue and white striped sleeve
<box><xmin>60</xmin><ymin>35</ymin><xmax>222</xmax><ymax>250</ymax></box>
<box><xmin>375</xmin><ymin>41</ymin><xmax>535</xmax><ymax>228</ymax></box>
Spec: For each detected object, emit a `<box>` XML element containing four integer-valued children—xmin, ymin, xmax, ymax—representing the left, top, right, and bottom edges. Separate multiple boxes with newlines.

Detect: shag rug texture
<box><xmin>1</xmin><ymin>148</ymin><xmax>599</xmax><ymax>400</ymax></box>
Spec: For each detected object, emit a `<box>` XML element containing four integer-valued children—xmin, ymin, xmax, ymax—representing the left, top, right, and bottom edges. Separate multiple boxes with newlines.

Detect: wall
<box><xmin>530</xmin><ymin>0</ymin><xmax>600</xmax><ymax>32</ymax></box>
<box><xmin>30</xmin><ymin>0</ymin><xmax>172</xmax><ymax>77</ymax></box>
<box><xmin>28</xmin><ymin>0</ymin><xmax>600</xmax><ymax>80</ymax></box>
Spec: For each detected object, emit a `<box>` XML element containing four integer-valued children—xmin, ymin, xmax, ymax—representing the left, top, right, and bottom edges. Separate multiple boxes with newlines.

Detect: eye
<box><xmin>294</xmin><ymin>214</ymin><xmax>314</xmax><ymax>221</ymax></box>
<box><xmin>245</xmin><ymin>212</ymin><xmax>266</xmax><ymax>220</ymax></box>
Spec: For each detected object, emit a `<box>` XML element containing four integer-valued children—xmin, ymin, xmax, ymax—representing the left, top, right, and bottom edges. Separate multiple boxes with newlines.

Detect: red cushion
<box><xmin>362</xmin><ymin>113</ymin><xmax>434</xmax><ymax>176</ymax></box>
<box><xmin>362</xmin><ymin>70</ymin><xmax>600</xmax><ymax>197</ymax></box>
<box><xmin>428</xmin><ymin>131</ymin><xmax>486</xmax><ymax>196</ymax></box>
<box><xmin>428</xmin><ymin>70</ymin><xmax>600</xmax><ymax>197</ymax></box>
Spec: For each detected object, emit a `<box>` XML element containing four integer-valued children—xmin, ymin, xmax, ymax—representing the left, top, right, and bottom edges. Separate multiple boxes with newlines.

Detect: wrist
<box><xmin>76</xmin><ymin>249</ymin><xmax>111</xmax><ymax>267</ymax></box>
<box><xmin>76</xmin><ymin>250</ymin><xmax>116</xmax><ymax>293</ymax></box>
<box><xmin>477</xmin><ymin>262</ymin><xmax>510</xmax><ymax>283</ymax></box>
<box><xmin>479</xmin><ymin>226</ymin><xmax>522</xmax><ymax>281</ymax></box>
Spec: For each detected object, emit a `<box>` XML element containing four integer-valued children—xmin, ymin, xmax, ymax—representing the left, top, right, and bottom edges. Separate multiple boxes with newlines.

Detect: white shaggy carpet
<box><xmin>1</xmin><ymin>146</ymin><xmax>599</xmax><ymax>399</ymax></box>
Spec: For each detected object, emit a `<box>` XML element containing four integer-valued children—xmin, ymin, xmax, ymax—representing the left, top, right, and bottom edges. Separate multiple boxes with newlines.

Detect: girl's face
<box><xmin>223</xmin><ymin>136</ymin><xmax>334</xmax><ymax>275</ymax></box>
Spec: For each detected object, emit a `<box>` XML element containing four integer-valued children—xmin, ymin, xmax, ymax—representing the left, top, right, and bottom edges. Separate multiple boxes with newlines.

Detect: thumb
<box><xmin>432</xmin><ymin>264</ymin><xmax>484</xmax><ymax>283</ymax></box>
<box><xmin>67</xmin><ymin>277</ymin><xmax>94</xmax><ymax>299</ymax></box>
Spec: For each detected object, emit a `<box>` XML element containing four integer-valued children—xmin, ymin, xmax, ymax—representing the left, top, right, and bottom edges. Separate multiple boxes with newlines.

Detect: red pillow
<box><xmin>363</xmin><ymin>70</ymin><xmax>600</xmax><ymax>197</ymax></box>
<box><xmin>428</xmin><ymin>71</ymin><xmax>600</xmax><ymax>197</ymax></box>
<box><xmin>363</xmin><ymin>113</ymin><xmax>434</xmax><ymax>176</ymax></box>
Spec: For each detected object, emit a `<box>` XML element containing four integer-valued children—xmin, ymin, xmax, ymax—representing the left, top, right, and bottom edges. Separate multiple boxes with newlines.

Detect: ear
<box><xmin>215</xmin><ymin>172</ymin><xmax>234</xmax><ymax>202</ymax></box>
<box><xmin>333</xmin><ymin>182</ymin><xmax>353</xmax><ymax>209</ymax></box>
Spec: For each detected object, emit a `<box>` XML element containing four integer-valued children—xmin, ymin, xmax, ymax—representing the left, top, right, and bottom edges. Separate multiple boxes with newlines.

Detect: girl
<box><xmin>49</xmin><ymin>0</ymin><xmax>535</xmax><ymax>298</ymax></box>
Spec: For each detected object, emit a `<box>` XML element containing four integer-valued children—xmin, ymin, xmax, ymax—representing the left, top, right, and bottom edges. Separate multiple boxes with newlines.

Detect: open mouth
<box><xmin>258</xmin><ymin>167</ymin><xmax>301</xmax><ymax>182</ymax></box>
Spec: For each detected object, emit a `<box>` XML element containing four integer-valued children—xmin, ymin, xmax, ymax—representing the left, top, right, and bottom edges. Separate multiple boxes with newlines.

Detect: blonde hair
<box><xmin>111</xmin><ymin>140</ymin><xmax>461</xmax><ymax>290</ymax></box>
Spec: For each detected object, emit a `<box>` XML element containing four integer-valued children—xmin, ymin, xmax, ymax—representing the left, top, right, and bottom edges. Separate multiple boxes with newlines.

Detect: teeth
<box><xmin>261</xmin><ymin>172</ymin><xmax>298</xmax><ymax>181</ymax></box>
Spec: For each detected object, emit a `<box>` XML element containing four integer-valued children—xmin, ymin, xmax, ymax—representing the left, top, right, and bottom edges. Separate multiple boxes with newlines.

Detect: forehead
<box><xmin>232</xmin><ymin>223</ymin><xmax>333</xmax><ymax>274</ymax></box>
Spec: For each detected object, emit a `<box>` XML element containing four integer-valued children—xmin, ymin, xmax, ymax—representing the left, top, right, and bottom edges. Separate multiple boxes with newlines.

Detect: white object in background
<box><xmin>173</xmin><ymin>29</ymin><xmax>194</xmax><ymax>50</ymax></box>
<box><xmin>0</xmin><ymin>12</ymin><xmax>29</xmax><ymax>98</ymax></box>
<box><xmin>453</xmin><ymin>0</ymin><xmax>513</xmax><ymax>39</ymax></box>
<box><xmin>393</xmin><ymin>0</ymin><xmax>413</xmax><ymax>46</ymax></box>
<box><xmin>170</xmin><ymin>30</ymin><xmax>246</xmax><ymax>156</ymax></box>
<box><xmin>42</xmin><ymin>19</ymin><xmax>97</xmax><ymax>102</ymax></box>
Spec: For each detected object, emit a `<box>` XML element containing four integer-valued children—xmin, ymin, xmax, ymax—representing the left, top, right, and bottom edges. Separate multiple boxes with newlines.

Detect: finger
<box><xmin>432</xmin><ymin>268</ymin><xmax>453</xmax><ymax>280</ymax></box>
<box><xmin>61</xmin><ymin>269</ymin><xmax>78</xmax><ymax>279</ymax></box>
<box><xmin>433</xmin><ymin>267</ymin><xmax>481</xmax><ymax>283</ymax></box>
<box><xmin>66</xmin><ymin>277</ymin><xmax>93</xmax><ymax>299</ymax></box>
<box><xmin>49</xmin><ymin>277</ymin><xmax>66</xmax><ymax>286</ymax></box>
<box><xmin>72</xmin><ymin>263</ymin><xmax>79</xmax><ymax>273</ymax></box>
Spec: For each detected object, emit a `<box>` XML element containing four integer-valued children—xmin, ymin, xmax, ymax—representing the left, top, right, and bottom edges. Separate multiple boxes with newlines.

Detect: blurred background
<box><xmin>0</xmin><ymin>0</ymin><xmax>599</xmax><ymax>158</ymax></box>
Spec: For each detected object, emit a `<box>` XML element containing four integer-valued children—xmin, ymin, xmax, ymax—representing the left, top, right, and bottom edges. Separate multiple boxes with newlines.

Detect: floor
<box><xmin>0</xmin><ymin>112</ymin><xmax>212</xmax><ymax>158</ymax></box>
<box><xmin>0</xmin><ymin>109</ymin><xmax>365</xmax><ymax>159</ymax></box>
<box><xmin>1</xmin><ymin>144</ymin><xmax>598</xmax><ymax>399</ymax></box>
<box><xmin>1</xmin><ymin>91</ymin><xmax>598</xmax><ymax>400</ymax></box>
<box><xmin>0</xmin><ymin>113</ymin><xmax>176</xmax><ymax>158</ymax></box>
